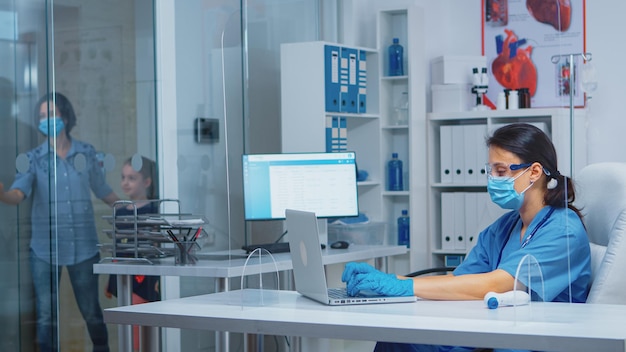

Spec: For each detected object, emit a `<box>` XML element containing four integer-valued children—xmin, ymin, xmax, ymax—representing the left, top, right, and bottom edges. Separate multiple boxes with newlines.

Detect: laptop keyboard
<box><xmin>328</xmin><ymin>287</ymin><xmax>350</xmax><ymax>299</ymax></box>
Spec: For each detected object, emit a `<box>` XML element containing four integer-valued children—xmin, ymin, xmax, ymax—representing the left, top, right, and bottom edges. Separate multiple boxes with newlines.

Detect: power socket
<box><xmin>194</xmin><ymin>117</ymin><xmax>219</xmax><ymax>143</ymax></box>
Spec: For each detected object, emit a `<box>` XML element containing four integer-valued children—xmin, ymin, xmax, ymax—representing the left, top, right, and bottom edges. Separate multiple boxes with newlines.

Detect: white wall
<box><xmin>347</xmin><ymin>0</ymin><xmax>626</xmax><ymax>165</ymax></box>
<box><xmin>583</xmin><ymin>1</ymin><xmax>625</xmax><ymax>163</ymax></box>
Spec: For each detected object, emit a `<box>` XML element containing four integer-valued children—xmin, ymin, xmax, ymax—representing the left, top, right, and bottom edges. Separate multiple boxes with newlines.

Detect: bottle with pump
<box><xmin>397</xmin><ymin>210</ymin><xmax>410</xmax><ymax>247</ymax></box>
<box><xmin>387</xmin><ymin>153</ymin><xmax>403</xmax><ymax>191</ymax></box>
<box><xmin>388</xmin><ymin>38</ymin><xmax>404</xmax><ymax>76</ymax></box>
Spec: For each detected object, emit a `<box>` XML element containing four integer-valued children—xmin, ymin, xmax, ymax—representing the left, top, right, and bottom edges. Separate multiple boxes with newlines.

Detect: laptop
<box><xmin>285</xmin><ymin>209</ymin><xmax>417</xmax><ymax>306</ymax></box>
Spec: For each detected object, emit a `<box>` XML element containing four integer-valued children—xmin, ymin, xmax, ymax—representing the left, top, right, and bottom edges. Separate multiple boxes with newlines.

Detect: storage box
<box><xmin>444</xmin><ymin>254</ymin><xmax>465</xmax><ymax>267</ymax></box>
<box><xmin>431</xmin><ymin>55</ymin><xmax>487</xmax><ymax>85</ymax></box>
<box><xmin>431</xmin><ymin>84</ymin><xmax>474</xmax><ymax>113</ymax></box>
<box><xmin>328</xmin><ymin>221</ymin><xmax>387</xmax><ymax>245</ymax></box>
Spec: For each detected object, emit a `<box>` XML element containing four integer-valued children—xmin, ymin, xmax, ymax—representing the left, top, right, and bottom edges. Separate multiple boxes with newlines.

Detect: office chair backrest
<box><xmin>575</xmin><ymin>162</ymin><xmax>626</xmax><ymax>304</ymax></box>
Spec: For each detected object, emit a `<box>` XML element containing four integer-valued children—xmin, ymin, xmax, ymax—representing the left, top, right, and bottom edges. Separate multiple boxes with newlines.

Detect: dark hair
<box><xmin>124</xmin><ymin>156</ymin><xmax>158</xmax><ymax>199</ymax></box>
<box><xmin>487</xmin><ymin>123</ymin><xmax>582</xmax><ymax>219</ymax></box>
<box><xmin>34</xmin><ymin>92</ymin><xmax>77</xmax><ymax>138</ymax></box>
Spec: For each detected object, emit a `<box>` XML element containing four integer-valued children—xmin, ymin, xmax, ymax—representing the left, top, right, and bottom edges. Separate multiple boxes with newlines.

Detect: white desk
<box><xmin>94</xmin><ymin>245</ymin><xmax>407</xmax><ymax>351</ymax></box>
<box><xmin>105</xmin><ymin>289</ymin><xmax>626</xmax><ymax>352</ymax></box>
<box><xmin>95</xmin><ymin>244</ymin><xmax>406</xmax><ymax>296</ymax></box>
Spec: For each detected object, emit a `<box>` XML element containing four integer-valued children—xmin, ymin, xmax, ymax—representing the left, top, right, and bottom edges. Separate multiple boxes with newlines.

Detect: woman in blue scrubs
<box><xmin>342</xmin><ymin>123</ymin><xmax>592</xmax><ymax>352</ymax></box>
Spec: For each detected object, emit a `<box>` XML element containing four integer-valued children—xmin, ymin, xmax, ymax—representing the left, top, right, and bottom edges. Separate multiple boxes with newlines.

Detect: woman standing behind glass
<box><xmin>0</xmin><ymin>92</ymin><xmax>118</xmax><ymax>352</ymax></box>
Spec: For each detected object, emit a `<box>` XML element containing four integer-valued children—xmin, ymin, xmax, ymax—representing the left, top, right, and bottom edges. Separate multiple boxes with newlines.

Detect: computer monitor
<box><xmin>242</xmin><ymin>152</ymin><xmax>359</xmax><ymax>221</ymax></box>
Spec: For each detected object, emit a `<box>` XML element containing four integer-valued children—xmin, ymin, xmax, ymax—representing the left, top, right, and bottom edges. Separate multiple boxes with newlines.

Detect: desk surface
<box><xmin>105</xmin><ymin>289</ymin><xmax>626</xmax><ymax>352</ymax></box>
<box><xmin>94</xmin><ymin>244</ymin><xmax>406</xmax><ymax>278</ymax></box>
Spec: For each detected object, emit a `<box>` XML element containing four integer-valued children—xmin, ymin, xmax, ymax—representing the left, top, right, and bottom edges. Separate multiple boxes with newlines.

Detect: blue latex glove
<box><xmin>346</xmin><ymin>271</ymin><xmax>414</xmax><ymax>297</ymax></box>
<box><xmin>341</xmin><ymin>262</ymin><xmax>378</xmax><ymax>283</ymax></box>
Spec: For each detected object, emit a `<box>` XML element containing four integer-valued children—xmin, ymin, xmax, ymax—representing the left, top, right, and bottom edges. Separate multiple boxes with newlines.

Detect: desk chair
<box><xmin>575</xmin><ymin>162</ymin><xmax>626</xmax><ymax>304</ymax></box>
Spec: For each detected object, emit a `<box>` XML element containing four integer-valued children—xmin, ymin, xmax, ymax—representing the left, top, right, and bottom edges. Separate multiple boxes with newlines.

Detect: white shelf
<box><xmin>428</xmin><ymin>107</ymin><xmax>578</xmax><ymax>120</ymax></box>
<box><xmin>326</xmin><ymin>112</ymin><xmax>380</xmax><ymax>119</ymax></box>
<box><xmin>382</xmin><ymin>191</ymin><xmax>410</xmax><ymax>197</ymax></box>
<box><xmin>431</xmin><ymin>183</ymin><xmax>487</xmax><ymax>188</ymax></box>
<box><xmin>432</xmin><ymin>249</ymin><xmax>468</xmax><ymax>255</ymax></box>
<box><xmin>382</xmin><ymin>125</ymin><xmax>409</xmax><ymax>130</ymax></box>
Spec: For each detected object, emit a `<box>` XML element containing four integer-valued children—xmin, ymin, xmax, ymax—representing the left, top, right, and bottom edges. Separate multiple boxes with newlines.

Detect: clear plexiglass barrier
<box><xmin>237</xmin><ymin>248</ymin><xmax>282</xmax><ymax>309</ymax></box>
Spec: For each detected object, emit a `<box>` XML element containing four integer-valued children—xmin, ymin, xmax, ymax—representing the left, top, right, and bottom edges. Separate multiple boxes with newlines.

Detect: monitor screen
<box><xmin>242</xmin><ymin>152</ymin><xmax>359</xmax><ymax>220</ymax></box>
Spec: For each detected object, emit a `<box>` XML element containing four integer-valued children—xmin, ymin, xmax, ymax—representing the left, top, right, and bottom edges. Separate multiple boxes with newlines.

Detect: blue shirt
<box><xmin>454</xmin><ymin>206</ymin><xmax>592</xmax><ymax>303</ymax></box>
<box><xmin>10</xmin><ymin>139</ymin><xmax>113</xmax><ymax>265</ymax></box>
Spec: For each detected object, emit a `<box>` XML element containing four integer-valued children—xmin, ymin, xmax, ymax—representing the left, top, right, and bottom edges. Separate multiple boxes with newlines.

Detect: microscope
<box><xmin>471</xmin><ymin>67</ymin><xmax>490</xmax><ymax>111</ymax></box>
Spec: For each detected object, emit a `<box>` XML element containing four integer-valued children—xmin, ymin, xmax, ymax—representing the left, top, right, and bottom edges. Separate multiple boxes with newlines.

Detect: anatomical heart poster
<box><xmin>483</xmin><ymin>0</ymin><xmax>586</xmax><ymax>108</ymax></box>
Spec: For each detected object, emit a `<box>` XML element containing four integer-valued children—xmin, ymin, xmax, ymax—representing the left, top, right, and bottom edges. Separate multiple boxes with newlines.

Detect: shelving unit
<box><xmin>280</xmin><ymin>41</ymin><xmax>383</xmax><ymax>231</ymax></box>
<box><xmin>426</xmin><ymin>108</ymin><xmax>587</xmax><ymax>267</ymax></box>
<box><xmin>280</xmin><ymin>5</ymin><xmax>427</xmax><ymax>274</ymax></box>
<box><xmin>377</xmin><ymin>5</ymin><xmax>427</xmax><ymax>273</ymax></box>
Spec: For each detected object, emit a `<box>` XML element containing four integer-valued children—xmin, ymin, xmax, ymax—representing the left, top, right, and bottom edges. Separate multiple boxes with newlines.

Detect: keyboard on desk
<box><xmin>242</xmin><ymin>242</ymin><xmax>326</xmax><ymax>254</ymax></box>
<box><xmin>242</xmin><ymin>242</ymin><xmax>291</xmax><ymax>254</ymax></box>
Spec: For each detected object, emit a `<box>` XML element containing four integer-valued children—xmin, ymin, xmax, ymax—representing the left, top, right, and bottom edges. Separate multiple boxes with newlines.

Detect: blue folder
<box><xmin>358</xmin><ymin>50</ymin><xmax>367</xmax><ymax>113</ymax></box>
<box><xmin>324</xmin><ymin>45</ymin><xmax>340</xmax><ymax>112</ymax></box>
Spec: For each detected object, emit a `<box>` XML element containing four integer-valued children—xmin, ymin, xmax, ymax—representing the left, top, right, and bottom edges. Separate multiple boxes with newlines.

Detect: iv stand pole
<box><xmin>550</xmin><ymin>52</ymin><xmax>592</xmax><ymax>177</ymax></box>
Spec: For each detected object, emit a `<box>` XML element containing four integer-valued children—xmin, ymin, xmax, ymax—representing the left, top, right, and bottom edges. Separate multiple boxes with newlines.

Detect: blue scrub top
<box><xmin>454</xmin><ymin>206</ymin><xmax>591</xmax><ymax>303</ymax></box>
<box><xmin>10</xmin><ymin>139</ymin><xmax>113</xmax><ymax>266</ymax></box>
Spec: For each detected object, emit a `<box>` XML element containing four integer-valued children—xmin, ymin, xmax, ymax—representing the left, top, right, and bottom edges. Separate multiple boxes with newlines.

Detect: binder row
<box><xmin>326</xmin><ymin>116</ymin><xmax>348</xmax><ymax>152</ymax></box>
<box><xmin>440</xmin><ymin>192</ymin><xmax>508</xmax><ymax>252</ymax></box>
<box><xmin>439</xmin><ymin>124</ymin><xmax>488</xmax><ymax>185</ymax></box>
<box><xmin>324</xmin><ymin>44</ymin><xmax>367</xmax><ymax>114</ymax></box>
<box><xmin>439</xmin><ymin>122</ymin><xmax>548</xmax><ymax>184</ymax></box>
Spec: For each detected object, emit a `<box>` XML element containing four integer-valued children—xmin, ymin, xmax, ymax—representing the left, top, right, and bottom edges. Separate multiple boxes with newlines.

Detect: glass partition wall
<box><xmin>0</xmin><ymin>0</ymin><xmax>157</xmax><ymax>350</ymax></box>
<box><xmin>171</xmin><ymin>0</ymin><xmax>322</xmax><ymax>350</ymax></box>
<box><xmin>1</xmin><ymin>0</ymin><xmax>323</xmax><ymax>350</ymax></box>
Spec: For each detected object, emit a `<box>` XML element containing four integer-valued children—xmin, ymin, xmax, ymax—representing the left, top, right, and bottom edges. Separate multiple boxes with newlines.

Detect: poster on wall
<box><xmin>482</xmin><ymin>0</ymin><xmax>586</xmax><ymax>108</ymax></box>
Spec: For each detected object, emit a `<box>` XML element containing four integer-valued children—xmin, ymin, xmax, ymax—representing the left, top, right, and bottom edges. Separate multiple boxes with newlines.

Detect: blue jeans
<box><xmin>30</xmin><ymin>250</ymin><xmax>109</xmax><ymax>352</ymax></box>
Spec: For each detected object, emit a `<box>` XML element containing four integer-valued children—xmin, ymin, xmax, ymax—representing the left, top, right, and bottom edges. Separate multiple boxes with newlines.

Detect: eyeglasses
<box><xmin>485</xmin><ymin>162</ymin><xmax>532</xmax><ymax>177</ymax></box>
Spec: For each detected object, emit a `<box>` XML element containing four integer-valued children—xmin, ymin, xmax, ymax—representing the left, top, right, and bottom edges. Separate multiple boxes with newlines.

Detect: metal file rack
<box><xmin>99</xmin><ymin>199</ymin><xmax>206</xmax><ymax>264</ymax></box>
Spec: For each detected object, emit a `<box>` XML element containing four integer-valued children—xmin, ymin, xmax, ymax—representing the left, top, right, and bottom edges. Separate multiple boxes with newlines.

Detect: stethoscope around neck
<box><xmin>496</xmin><ymin>207</ymin><xmax>555</xmax><ymax>267</ymax></box>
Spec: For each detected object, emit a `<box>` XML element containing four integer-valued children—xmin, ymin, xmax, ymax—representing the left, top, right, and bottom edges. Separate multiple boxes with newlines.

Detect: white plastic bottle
<box><xmin>496</xmin><ymin>92</ymin><xmax>507</xmax><ymax>110</ymax></box>
<box><xmin>484</xmin><ymin>290</ymin><xmax>530</xmax><ymax>309</ymax></box>
<box><xmin>508</xmin><ymin>90</ymin><xmax>519</xmax><ymax>110</ymax></box>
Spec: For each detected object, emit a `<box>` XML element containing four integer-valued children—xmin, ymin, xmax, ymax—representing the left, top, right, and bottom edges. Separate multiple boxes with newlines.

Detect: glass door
<box><xmin>0</xmin><ymin>0</ymin><xmax>158</xmax><ymax>350</ymax></box>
